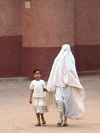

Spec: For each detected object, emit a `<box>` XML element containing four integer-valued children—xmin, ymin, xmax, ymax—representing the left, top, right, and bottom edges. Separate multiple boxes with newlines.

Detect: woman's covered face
<box><xmin>62</xmin><ymin>44</ymin><xmax>70</xmax><ymax>52</ymax></box>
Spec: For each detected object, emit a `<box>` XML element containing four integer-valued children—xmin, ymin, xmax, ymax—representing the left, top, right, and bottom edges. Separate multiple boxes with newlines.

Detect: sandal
<box><xmin>42</xmin><ymin>119</ymin><xmax>46</xmax><ymax>125</ymax></box>
<box><xmin>57</xmin><ymin>120</ymin><xmax>63</xmax><ymax>126</ymax></box>
<box><xmin>35</xmin><ymin>121</ymin><xmax>41</xmax><ymax>126</ymax></box>
<box><xmin>63</xmin><ymin>123</ymin><xmax>68</xmax><ymax>126</ymax></box>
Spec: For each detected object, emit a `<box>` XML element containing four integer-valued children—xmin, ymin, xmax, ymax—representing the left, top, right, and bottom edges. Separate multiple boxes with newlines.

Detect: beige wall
<box><xmin>0</xmin><ymin>0</ymin><xmax>21</xmax><ymax>36</ymax></box>
<box><xmin>74</xmin><ymin>0</ymin><xmax>100</xmax><ymax>45</ymax></box>
<box><xmin>1</xmin><ymin>0</ymin><xmax>100</xmax><ymax>79</ymax></box>
<box><xmin>0</xmin><ymin>0</ymin><xmax>22</xmax><ymax>78</ymax></box>
<box><xmin>1</xmin><ymin>0</ymin><xmax>100</xmax><ymax>46</ymax></box>
<box><xmin>22</xmin><ymin>0</ymin><xmax>74</xmax><ymax>47</ymax></box>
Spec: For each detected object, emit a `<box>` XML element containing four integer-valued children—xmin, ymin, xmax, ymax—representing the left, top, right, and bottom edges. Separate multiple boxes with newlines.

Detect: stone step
<box><xmin>0</xmin><ymin>77</ymin><xmax>29</xmax><ymax>83</ymax></box>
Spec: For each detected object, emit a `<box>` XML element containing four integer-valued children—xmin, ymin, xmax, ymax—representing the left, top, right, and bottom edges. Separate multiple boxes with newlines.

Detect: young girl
<box><xmin>29</xmin><ymin>69</ymin><xmax>48</xmax><ymax>126</ymax></box>
<box><xmin>47</xmin><ymin>44</ymin><xmax>85</xmax><ymax>126</ymax></box>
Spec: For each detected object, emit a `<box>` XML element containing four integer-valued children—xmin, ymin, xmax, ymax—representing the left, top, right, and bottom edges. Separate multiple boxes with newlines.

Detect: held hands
<box><xmin>43</xmin><ymin>88</ymin><xmax>48</xmax><ymax>92</ymax></box>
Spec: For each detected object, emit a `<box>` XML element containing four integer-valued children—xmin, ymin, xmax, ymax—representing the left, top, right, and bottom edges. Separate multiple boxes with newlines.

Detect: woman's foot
<box><xmin>63</xmin><ymin>123</ymin><xmax>68</xmax><ymax>126</ymax></box>
<box><xmin>57</xmin><ymin>111</ymin><xmax>63</xmax><ymax>126</ymax></box>
<box><xmin>63</xmin><ymin>117</ymin><xmax>68</xmax><ymax>126</ymax></box>
<box><xmin>35</xmin><ymin>121</ymin><xmax>41</xmax><ymax>126</ymax></box>
<box><xmin>57</xmin><ymin>119</ymin><xmax>63</xmax><ymax>126</ymax></box>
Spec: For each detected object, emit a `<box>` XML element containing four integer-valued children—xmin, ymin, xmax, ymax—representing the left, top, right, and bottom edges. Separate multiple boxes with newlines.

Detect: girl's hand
<box><xmin>29</xmin><ymin>99</ymin><xmax>32</xmax><ymax>104</ymax></box>
<box><xmin>29</xmin><ymin>89</ymin><xmax>33</xmax><ymax>104</ymax></box>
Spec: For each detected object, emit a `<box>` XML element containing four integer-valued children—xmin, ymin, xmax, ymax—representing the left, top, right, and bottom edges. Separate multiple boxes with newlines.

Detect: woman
<box><xmin>47</xmin><ymin>44</ymin><xmax>85</xmax><ymax>126</ymax></box>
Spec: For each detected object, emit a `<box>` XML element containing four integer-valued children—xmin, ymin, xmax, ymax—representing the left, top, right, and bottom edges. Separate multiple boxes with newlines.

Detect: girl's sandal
<box><xmin>42</xmin><ymin>119</ymin><xmax>46</xmax><ymax>125</ymax></box>
<box><xmin>35</xmin><ymin>122</ymin><xmax>41</xmax><ymax>126</ymax></box>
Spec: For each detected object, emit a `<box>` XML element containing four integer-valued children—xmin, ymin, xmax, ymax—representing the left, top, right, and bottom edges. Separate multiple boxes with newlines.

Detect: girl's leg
<box><xmin>36</xmin><ymin>113</ymin><xmax>40</xmax><ymax>122</ymax></box>
<box><xmin>35</xmin><ymin>113</ymin><xmax>41</xmax><ymax>126</ymax></box>
<box><xmin>40</xmin><ymin>113</ymin><xmax>46</xmax><ymax>125</ymax></box>
<box><xmin>40</xmin><ymin>113</ymin><xmax>44</xmax><ymax>121</ymax></box>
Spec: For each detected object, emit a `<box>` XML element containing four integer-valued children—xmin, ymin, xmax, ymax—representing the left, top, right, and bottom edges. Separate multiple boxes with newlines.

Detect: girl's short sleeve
<box><xmin>29</xmin><ymin>81</ymin><xmax>34</xmax><ymax>90</ymax></box>
<box><xmin>42</xmin><ymin>80</ymin><xmax>46</xmax><ymax>88</ymax></box>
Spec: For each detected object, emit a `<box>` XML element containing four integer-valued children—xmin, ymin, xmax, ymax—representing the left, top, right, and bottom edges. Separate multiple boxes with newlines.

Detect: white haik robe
<box><xmin>47</xmin><ymin>44</ymin><xmax>85</xmax><ymax>119</ymax></box>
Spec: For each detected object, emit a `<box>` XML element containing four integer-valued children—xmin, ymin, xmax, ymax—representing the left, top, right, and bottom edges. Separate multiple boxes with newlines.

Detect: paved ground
<box><xmin>0</xmin><ymin>75</ymin><xmax>100</xmax><ymax>133</ymax></box>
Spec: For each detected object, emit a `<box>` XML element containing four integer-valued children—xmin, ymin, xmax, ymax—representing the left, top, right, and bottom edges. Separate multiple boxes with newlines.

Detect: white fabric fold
<box><xmin>47</xmin><ymin>45</ymin><xmax>84</xmax><ymax>88</ymax></box>
<box><xmin>47</xmin><ymin>44</ymin><xmax>85</xmax><ymax>119</ymax></box>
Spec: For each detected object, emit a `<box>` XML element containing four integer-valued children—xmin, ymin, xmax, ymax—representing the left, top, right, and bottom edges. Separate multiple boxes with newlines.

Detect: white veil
<box><xmin>47</xmin><ymin>44</ymin><xmax>85</xmax><ymax>102</ymax></box>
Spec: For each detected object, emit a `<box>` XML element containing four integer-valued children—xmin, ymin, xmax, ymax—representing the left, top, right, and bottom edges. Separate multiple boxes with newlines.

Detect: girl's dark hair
<box><xmin>33</xmin><ymin>69</ymin><xmax>41</xmax><ymax>75</ymax></box>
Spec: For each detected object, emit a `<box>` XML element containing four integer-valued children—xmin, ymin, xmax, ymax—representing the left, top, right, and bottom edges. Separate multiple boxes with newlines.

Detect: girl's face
<box><xmin>33</xmin><ymin>71</ymin><xmax>41</xmax><ymax>81</ymax></box>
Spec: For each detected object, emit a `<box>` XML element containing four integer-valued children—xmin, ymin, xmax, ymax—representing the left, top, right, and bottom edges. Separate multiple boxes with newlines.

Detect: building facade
<box><xmin>0</xmin><ymin>0</ymin><xmax>100</xmax><ymax>80</ymax></box>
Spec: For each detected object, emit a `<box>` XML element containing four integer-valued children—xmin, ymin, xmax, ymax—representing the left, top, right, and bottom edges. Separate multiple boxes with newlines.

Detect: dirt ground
<box><xmin>0</xmin><ymin>75</ymin><xmax>100</xmax><ymax>133</ymax></box>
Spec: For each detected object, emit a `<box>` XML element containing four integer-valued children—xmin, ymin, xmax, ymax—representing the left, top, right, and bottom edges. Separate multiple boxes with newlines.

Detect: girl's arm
<box><xmin>29</xmin><ymin>89</ymin><xmax>34</xmax><ymax>104</ymax></box>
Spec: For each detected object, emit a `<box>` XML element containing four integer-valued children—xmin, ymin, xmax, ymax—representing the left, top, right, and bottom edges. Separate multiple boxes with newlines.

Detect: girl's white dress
<box><xmin>47</xmin><ymin>44</ymin><xmax>85</xmax><ymax>119</ymax></box>
<box><xmin>30</xmin><ymin>79</ymin><xmax>48</xmax><ymax>113</ymax></box>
